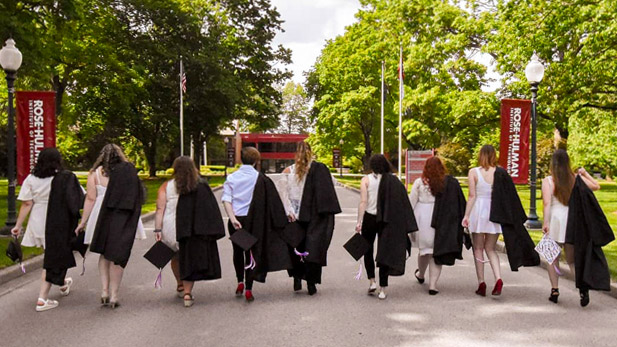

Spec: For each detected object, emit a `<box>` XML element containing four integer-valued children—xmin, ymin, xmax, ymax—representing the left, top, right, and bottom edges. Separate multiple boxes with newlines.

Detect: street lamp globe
<box><xmin>0</xmin><ymin>39</ymin><xmax>22</xmax><ymax>72</ymax></box>
<box><xmin>339</xmin><ymin>139</ymin><xmax>344</xmax><ymax>146</ymax></box>
<box><xmin>525</xmin><ymin>52</ymin><xmax>544</xmax><ymax>85</ymax></box>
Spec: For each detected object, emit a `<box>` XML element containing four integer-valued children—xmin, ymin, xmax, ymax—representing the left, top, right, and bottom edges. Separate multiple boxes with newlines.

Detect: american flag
<box><xmin>181</xmin><ymin>71</ymin><xmax>187</xmax><ymax>94</ymax></box>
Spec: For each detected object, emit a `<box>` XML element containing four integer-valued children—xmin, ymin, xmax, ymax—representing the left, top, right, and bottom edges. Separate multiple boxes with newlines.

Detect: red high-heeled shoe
<box><xmin>492</xmin><ymin>279</ymin><xmax>503</xmax><ymax>296</ymax></box>
<box><xmin>476</xmin><ymin>282</ymin><xmax>486</xmax><ymax>296</ymax></box>
<box><xmin>245</xmin><ymin>289</ymin><xmax>254</xmax><ymax>302</ymax></box>
<box><xmin>235</xmin><ymin>283</ymin><xmax>244</xmax><ymax>296</ymax></box>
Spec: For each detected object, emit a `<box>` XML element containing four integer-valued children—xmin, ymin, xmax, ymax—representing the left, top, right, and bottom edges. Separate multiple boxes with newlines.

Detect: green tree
<box><xmin>275</xmin><ymin>81</ymin><xmax>312</xmax><ymax>134</ymax></box>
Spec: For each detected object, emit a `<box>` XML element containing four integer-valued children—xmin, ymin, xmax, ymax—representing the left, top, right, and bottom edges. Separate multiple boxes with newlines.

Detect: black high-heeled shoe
<box><xmin>307</xmin><ymin>282</ymin><xmax>317</xmax><ymax>296</ymax></box>
<box><xmin>549</xmin><ymin>288</ymin><xmax>559</xmax><ymax>303</ymax></box>
<box><xmin>580</xmin><ymin>288</ymin><xmax>590</xmax><ymax>307</ymax></box>
<box><xmin>293</xmin><ymin>278</ymin><xmax>302</xmax><ymax>292</ymax></box>
<box><xmin>100</xmin><ymin>296</ymin><xmax>110</xmax><ymax>306</ymax></box>
<box><xmin>414</xmin><ymin>269</ymin><xmax>425</xmax><ymax>284</ymax></box>
<box><xmin>428</xmin><ymin>289</ymin><xmax>439</xmax><ymax>296</ymax></box>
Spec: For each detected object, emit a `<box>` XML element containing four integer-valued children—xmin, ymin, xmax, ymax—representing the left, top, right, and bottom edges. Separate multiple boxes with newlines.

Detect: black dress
<box><xmin>89</xmin><ymin>162</ymin><xmax>143</xmax><ymax>268</ymax></box>
<box><xmin>175</xmin><ymin>180</ymin><xmax>225</xmax><ymax>281</ymax></box>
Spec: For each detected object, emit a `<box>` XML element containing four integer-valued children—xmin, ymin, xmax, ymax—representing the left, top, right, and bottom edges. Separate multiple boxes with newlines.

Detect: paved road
<box><xmin>2</xmin><ymin>183</ymin><xmax>617</xmax><ymax>347</ymax></box>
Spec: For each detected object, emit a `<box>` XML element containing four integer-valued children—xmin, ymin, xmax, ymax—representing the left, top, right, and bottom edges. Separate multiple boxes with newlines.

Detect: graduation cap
<box><xmin>144</xmin><ymin>241</ymin><xmax>176</xmax><ymax>269</ymax></box>
<box><xmin>144</xmin><ymin>241</ymin><xmax>176</xmax><ymax>289</ymax></box>
<box><xmin>343</xmin><ymin>233</ymin><xmax>370</xmax><ymax>261</ymax></box>
<box><xmin>280</xmin><ymin>222</ymin><xmax>305</xmax><ymax>248</ymax></box>
<box><xmin>230</xmin><ymin>228</ymin><xmax>258</xmax><ymax>251</ymax></box>
<box><xmin>6</xmin><ymin>236</ymin><xmax>25</xmax><ymax>273</ymax></box>
<box><xmin>71</xmin><ymin>231</ymin><xmax>89</xmax><ymax>275</ymax></box>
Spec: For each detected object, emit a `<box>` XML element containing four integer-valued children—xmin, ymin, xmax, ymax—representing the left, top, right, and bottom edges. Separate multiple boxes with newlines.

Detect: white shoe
<box><xmin>60</xmin><ymin>277</ymin><xmax>73</xmax><ymax>296</ymax></box>
<box><xmin>36</xmin><ymin>298</ymin><xmax>59</xmax><ymax>312</ymax></box>
<box><xmin>368</xmin><ymin>282</ymin><xmax>377</xmax><ymax>294</ymax></box>
<box><xmin>378</xmin><ymin>290</ymin><xmax>387</xmax><ymax>300</ymax></box>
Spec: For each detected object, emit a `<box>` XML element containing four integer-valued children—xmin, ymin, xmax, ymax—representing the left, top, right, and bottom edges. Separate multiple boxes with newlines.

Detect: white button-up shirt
<box><xmin>221</xmin><ymin>165</ymin><xmax>259</xmax><ymax>217</ymax></box>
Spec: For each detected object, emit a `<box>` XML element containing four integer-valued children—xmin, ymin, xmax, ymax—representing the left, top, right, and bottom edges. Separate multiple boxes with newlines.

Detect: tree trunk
<box><xmin>145</xmin><ymin>143</ymin><xmax>157</xmax><ymax>177</ymax></box>
<box><xmin>52</xmin><ymin>75</ymin><xmax>66</xmax><ymax>118</ymax></box>
<box><xmin>362</xmin><ymin>129</ymin><xmax>372</xmax><ymax>173</ymax></box>
<box><xmin>192</xmin><ymin>133</ymin><xmax>203</xmax><ymax>169</ymax></box>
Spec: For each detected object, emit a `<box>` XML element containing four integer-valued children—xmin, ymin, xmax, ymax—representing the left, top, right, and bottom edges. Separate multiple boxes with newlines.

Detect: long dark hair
<box><xmin>422</xmin><ymin>156</ymin><xmax>447</xmax><ymax>195</ymax></box>
<box><xmin>369</xmin><ymin>154</ymin><xmax>393</xmax><ymax>175</ymax></box>
<box><xmin>550</xmin><ymin>149</ymin><xmax>575</xmax><ymax>205</ymax></box>
<box><xmin>172</xmin><ymin>156</ymin><xmax>199</xmax><ymax>195</ymax></box>
<box><xmin>91</xmin><ymin>144</ymin><xmax>128</xmax><ymax>176</ymax></box>
<box><xmin>32</xmin><ymin>148</ymin><xmax>62</xmax><ymax>178</ymax></box>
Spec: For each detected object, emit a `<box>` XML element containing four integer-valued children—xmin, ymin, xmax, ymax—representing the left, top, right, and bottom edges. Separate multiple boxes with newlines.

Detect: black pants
<box><xmin>361</xmin><ymin>212</ymin><xmax>389</xmax><ymax>287</ymax></box>
<box><xmin>228</xmin><ymin>216</ymin><xmax>253</xmax><ymax>290</ymax></box>
<box><xmin>288</xmin><ymin>237</ymin><xmax>322</xmax><ymax>284</ymax></box>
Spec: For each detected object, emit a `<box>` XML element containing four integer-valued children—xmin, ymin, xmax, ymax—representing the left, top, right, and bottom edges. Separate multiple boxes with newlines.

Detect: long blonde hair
<box><xmin>294</xmin><ymin>142</ymin><xmax>312</xmax><ymax>181</ymax></box>
<box><xmin>91</xmin><ymin>144</ymin><xmax>128</xmax><ymax>176</ymax></box>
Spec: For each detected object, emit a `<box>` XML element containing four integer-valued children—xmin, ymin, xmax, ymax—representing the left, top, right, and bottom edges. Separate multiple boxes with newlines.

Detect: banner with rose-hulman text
<box><xmin>499</xmin><ymin>98</ymin><xmax>531</xmax><ymax>185</ymax></box>
<box><xmin>16</xmin><ymin>91</ymin><xmax>56</xmax><ymax>185</ymax></box>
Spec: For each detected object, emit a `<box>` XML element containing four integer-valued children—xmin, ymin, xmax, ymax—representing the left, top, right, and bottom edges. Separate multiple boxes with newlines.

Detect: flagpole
<box><xmin>180</xmin><ymin>56</ymin><xmax>184</xmax><ymax>156</ymax></box>
<box><xmin>398</xmin><ymin>45</ymin><xmax>403</xmax><ymax>180</ymax></box>
<box><xmin>381</xmin><ymin>60</ymin><xmax>385</xmax><ymax>155</ymax></box>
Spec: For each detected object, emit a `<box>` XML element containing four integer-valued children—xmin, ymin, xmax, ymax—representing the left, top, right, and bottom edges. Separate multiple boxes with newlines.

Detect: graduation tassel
<box><xmin>20</xmin><ymin>263</ymin><xmax>26</xmax><ymax>274</ymax></box>
<box><xmin>354</xmin><ymin>264</ymin><xmax>363</xmax><ymax>281</ymax></box>
<box><xmin>294</xmin><ymin>248</ymin><xmax>309</xmax><ymax>263</ymax></box>
<box><xmin>154</xmin><ymin>269</ymin><xmax>163</xmax><ymax>289</ymax></box>
<box><xmin>554</xmin><ymin>264</ymin><xmax>562</xmax><ymax>276</ymax></box>
<box><xmin>244</xmin><ymin>251</ymin><xmax>256</xmax><ymax>270</ymax></box>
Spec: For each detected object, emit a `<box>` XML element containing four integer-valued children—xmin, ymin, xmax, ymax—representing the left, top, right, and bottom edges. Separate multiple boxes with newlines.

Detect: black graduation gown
<box><xmin>297</xmin><ymin>161</ymin><xmax>342</xmax><ymax>266</ymax></box>
<box><xmin>245</xmin><ymin>173</ymin><xmax>292</xmax><ymax>283</ymax></box>
<box><xmin>175</xmin><ymin>180</ymin><xmax>225</xmax><ymax>281</ymax></box>
<box><xmin>90</xmin><ymin>162</ymin><xmax>143</xmax><ymax>268</ymax></box>
<box><xmin>490</xmin><ymin>167</ymin><xmax>540</xmax><ymax>271</ymax></box>
<box><xmin>432</xmin><ymin>175</ymin><xmax>466</xmax><ymax>266</ymax></box>
<box><xmin>566</xmin><ymin>175</ymin><xmax>614</xmax><ymax>291</ymax></box>
<box><xmin>44</xmin><ymin>170</ymin><xmax>85</xmax><ymax>285</ymax></box>
<box><xmin>375</xmin><ymin>173</ymin><xmax>418</xmax><ymax>276</ymax></box>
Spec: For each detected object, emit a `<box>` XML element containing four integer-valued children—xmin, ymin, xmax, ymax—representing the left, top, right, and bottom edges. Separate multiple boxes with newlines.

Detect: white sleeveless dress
<box><xmin>409</xmin><ymin>178</ymin><xmax>436</xmax><ymax>255</ymax></box>
<box><xmin>161</xmin><ymin>179</ymin><xmax>180</xmax><ymax>252</ymax></box>
<box><xmin>84</xmin><ymin>167</ymin><xmax>146</xmax><ymax>244</ymax></box>
<box><xmin>277</xmin><ymin>163</ymin><xmax>309</xmax><ymax>218</ymax></box>
<box><xmin>547</xmin><ymin>176</ymin><xmax>568</xmax><ymax>243</ymax></box>
<box><xmin>18</xmin><ymin>174</ymin><xmax>53</xmax><ymax>248</ymax></box>
<box><xmin>366</xmin><ymin>173</ymin><xmax>381</xmax><ymax>215</ymax></box>
<box><xmin>469</xmin><ymin>167</ymin><xmax>502</xmax><ymax>234</ymax></box>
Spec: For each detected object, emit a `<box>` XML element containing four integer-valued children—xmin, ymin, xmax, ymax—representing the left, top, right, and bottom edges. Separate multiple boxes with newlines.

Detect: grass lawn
<box><xmin>0</xmin><ymin>174</ymin><xmax>225</xmax><ymax>270</ymax></box>
<box><xmin>336</xmin><ymin>174</ymin><xmax>617</xmax><ymax>280</ymax></box>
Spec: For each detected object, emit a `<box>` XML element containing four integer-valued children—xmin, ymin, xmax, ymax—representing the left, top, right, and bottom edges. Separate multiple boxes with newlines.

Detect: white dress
<box><xmin>366</xmin><ymin>174</ymin><xmax>381</xmax><ymax>215</ymax></box>
<box><xmin>277</xmin><ymin>164</ymin><xmax>309</xmax><ymax>217</ymax></box>
<box><xmin>547</xmin><ymin>176</ymin><xmax>568</xmax><ymax>243</ymax></box>
<box><xmin>18</xmin><ymin>174</ymin><xmax>53</xmax><ymax>248</ymax></box>
<box><xmin>409</xmin><ymin>178</ymin><xmax>436</xmax><ymax>255</ymax></box>
<box><xmin>469</xmin><ymin>167</ymin><xmax>502</xmax><ymax>234</ymax></box>
<box><xmin>84</xmin><ymin>167</ymin><xmax>146</xmax><ymax>244</ymax></box>
<box><xmin>161</xmin><ymin>179</ymin><xmax>179</xmax><ymax>252</ymax></box>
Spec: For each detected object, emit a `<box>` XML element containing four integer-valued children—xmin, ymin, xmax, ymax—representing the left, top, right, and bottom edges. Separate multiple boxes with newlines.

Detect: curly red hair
<box><xmin>421</xmin><ymin>156</ymin><xmax>447</xmax><ymax>195</ymax></box>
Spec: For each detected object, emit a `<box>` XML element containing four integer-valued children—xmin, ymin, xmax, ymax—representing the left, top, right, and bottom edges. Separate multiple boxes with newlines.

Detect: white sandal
<box><xmin>378</xmin><ymin>290</ymin><xmax>387</xmax><ymax>300</ymax></box>
<box><xmin>36</xmin><ymin>298</ymin><xmax>59</xmax><ymax>312</ymax></box>
<box><xmin>60</xmin><ymin>277</ymin><xmax>73</xmax><ymax>296</ymax></box>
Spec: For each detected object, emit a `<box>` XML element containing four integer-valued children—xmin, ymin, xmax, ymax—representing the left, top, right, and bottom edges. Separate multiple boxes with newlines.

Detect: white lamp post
<box><xmin>524</xmin><ymin>52</ymin><xmax>545</xmax><ymax>229</ymax></box>
<box><xmin>0</xmin><ymin>38</ymin><xmax>22</xmax><ymax>234</ymax></box>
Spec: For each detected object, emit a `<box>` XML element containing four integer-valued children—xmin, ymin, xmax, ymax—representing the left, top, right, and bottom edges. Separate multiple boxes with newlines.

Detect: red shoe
<box><xmin>235</xmin><ymin>283</ymin><xmax>244</xmax><ymax>296</ymax></box>
<box><xmin>492</xmin><ymin>279</ymin><xmax>503</xmax><ymax>296</ymax></box>
<box><xmin>476</xmin><ymin>282</ymin><xmax>486</xmax><ymax>296</ymax></box>
<box><xmin>245</xmin><ymin>290</ymin><xmax>254</xmax><ymax>302</ymax></box>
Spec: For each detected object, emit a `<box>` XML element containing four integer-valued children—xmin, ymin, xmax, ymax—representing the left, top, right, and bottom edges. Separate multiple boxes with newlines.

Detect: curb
<box><xmin>0</xmin><ymin>185</ymin><xmax>224</xmax><ymax>286</ymax></box>
<box><xmin>337</xmin><ymin>181</ymin><xmax>617</xmax><ymax>299</ymax></box>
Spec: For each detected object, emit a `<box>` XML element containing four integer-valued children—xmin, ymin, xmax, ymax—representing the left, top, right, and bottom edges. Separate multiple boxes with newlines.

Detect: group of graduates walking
<box><xmin>9</xmin><ymin>141</ymin><xmax>614</xmax><ymax>311</ymax></box>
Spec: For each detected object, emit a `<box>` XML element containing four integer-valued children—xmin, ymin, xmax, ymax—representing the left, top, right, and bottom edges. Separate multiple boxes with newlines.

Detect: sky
<box><xmin>270</xmin><ymin>0</ymin><xmax>499</xmax><ymax>91</ymax></box>
<box><xmin>270</xmin><ymin>0</ymin><xmax>361</xmax><ymax>84</ymax></box>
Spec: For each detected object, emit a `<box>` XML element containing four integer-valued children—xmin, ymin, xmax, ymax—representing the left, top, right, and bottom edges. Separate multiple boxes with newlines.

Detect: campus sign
<box><xmin>499</xmin><ymin>99</ymin><xmax>531</xmax><ymax>184</ymax></box>
<box><xmin>405</xmin><ymin>150</ymin><xmax>434</xmax><ymax>190</ymax></box>
<box><xmin>16</xmin><ymin>91</ymin><xmax>56</xmax><ymax>185</ymax></box>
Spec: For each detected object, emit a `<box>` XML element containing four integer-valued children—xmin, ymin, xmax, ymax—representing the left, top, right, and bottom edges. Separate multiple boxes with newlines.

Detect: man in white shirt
<box><xmin>222</xmin><ymin>147</ymin><xmax>260</xmax><ymax>302</ymax></box>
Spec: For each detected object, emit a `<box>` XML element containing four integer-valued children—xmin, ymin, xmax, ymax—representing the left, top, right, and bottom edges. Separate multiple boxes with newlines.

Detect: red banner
<box><xmin>16</xmin><ymin>91</ymin><xmax>56</xmax><ymax>185</ymax></box>
<box><xmin>499</xmin><ymin>99</ymin><xmax>531</xmax><ymax>184</ymax></box>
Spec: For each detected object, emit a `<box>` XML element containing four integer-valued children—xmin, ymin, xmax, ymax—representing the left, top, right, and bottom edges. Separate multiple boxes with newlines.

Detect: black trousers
<box><xmin>228</xmin><ymin>216</ymin><xmax>253</xmax><ymax>290</ymax></box>
<box><xmin>288</xmin><ymin>232</ymin><xmax>322</xmax><ymax>284</ymax></box>
<box><xmin>361</xmin><ymin>212</ymin><xmax>389</xmax><ymax>287</ymax></box>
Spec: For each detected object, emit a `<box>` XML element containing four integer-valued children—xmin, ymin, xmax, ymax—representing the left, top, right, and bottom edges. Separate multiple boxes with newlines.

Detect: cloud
<box><xmin>271</xmin><ymin>0</ymin><xmax>361</xmax><ymax>83</ymax></box>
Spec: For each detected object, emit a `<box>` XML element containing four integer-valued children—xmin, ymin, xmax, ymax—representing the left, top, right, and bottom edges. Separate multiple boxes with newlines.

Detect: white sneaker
<box><xmin>378</xmin><ymin>290</ymin><xmax>387</xmax><ymax>300</ymax></box>
<box><xmin>36</xmin><ymin>298</ymin><xmax>59</xmax><ymax>312</ymax></box>
<box><xmin>368</xmin><ymin>282</ymin><xmax>377</xmax><ymax>294</ymax></box>
<box><xmin>60</xmin><ymin>277</ymin><xmax>73</xmax><ymax>296</ymax></box>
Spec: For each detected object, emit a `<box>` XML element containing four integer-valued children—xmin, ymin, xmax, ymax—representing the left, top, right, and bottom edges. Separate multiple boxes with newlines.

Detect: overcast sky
<box><xmin>271</xmin><ymin>0</ymin><xmax>361</xmax><ymax>84</ymax></box>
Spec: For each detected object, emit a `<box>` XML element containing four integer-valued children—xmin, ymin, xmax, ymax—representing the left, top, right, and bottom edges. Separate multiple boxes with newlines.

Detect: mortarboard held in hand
<box><xmin>6</xmin><ymin>235</ymin><xmax>25</xmax><ymax>274</ymax></box>
<box><xmin>280</xmin><ymin>222</ymin><xmax>305</xmax><ymax>248</ymax></box>
<box><xmin>343</xmin><ymin>233</ymin><xmax>370</xmax><ymax>261</ymax></box>
<box><xmin>144</xmin><ymin>241</ymin><xmax>176</xmax><ymax>288</ymax></box>
<box><xmin>230</xmin><ymin>228</ymin><xmax>258</xmax><ymax>251</ymax></box>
